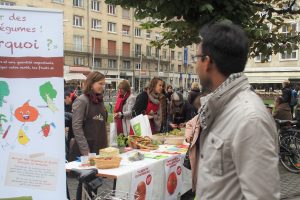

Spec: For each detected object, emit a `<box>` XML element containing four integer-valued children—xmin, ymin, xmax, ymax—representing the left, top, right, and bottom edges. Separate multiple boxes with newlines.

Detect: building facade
<box><xmin>1</xmin><ymin>0</ymin><xmax>199</xmax><ymax>90</ymax></box>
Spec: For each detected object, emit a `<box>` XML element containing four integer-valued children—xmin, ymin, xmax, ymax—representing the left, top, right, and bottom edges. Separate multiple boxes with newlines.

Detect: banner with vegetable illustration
<box><xmin>130</xmin><ymin>166</ymin><xmax>153</xmax><ymax>200</ymax></box>
<box><xmin>164</xmin><ymin>155</ymin><xmax>183</xmax><ymax>200</ymax></box>
<box><xmin>0</xmin><ymin>7</ymin><xmax>65</xmax><ymax>200</ymax></box>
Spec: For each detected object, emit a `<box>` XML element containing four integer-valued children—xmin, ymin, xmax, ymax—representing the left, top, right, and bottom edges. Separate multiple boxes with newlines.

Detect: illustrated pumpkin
<box><xmin>167</xmin><ymin>171</ymin><xmax>177</xmax><ymax>195</ymax></box>
<box><xmin>135</xmin><ymin>181</ymin><xmax>146</xmax><ymax>200</ymax></box>
<box><xmin>15</xmin><ymin>102</ymin><xmax>39</xmax><ymax>122</ymax></box>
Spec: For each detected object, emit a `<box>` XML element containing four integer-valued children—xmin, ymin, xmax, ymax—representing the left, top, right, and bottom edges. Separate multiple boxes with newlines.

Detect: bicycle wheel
<box><xmin>280</xmin><ymin>135</ymin><xmax>300</xmax><ymax>173</ymax></box>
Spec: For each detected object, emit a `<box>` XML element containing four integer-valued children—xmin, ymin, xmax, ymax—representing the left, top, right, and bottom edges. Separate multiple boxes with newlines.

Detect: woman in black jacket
<box><xmin>132</xmin><ymin>77</ymin><xmax>163</xmax><ymax>134</ymax></box>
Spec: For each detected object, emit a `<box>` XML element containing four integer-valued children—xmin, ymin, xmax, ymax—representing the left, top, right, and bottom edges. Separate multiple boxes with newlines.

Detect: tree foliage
<box><xmin>106</xmin><ymin>0</ymin><xmax>300</xmax><ymax>62</ymax></box>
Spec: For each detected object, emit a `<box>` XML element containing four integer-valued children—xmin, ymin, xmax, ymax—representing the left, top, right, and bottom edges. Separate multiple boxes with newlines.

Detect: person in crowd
<box><xmin>188</xmin><ymin>82</ymin><xmax>201</xmax><ymax>115</ymax></box>
<box><xmin>64</xmin><ymin>89</ymin><xmax>76</xmax><ymax>160</ymax></box>
<box><xmin>290</xmin><ymin>87</ymin><xmax>298</xmax><ymax>116</ymax></box>
<box><xmin>282</xmin><ymin>80</ymin><xmax>292</xmax><ymax>105</ymax></box>
<box><xmin>70</xmin><ymin>71</ymin><xmax>108</xmax><ymax>160</ymax></box>
<box><xmin>168</xmin><ymin>91</ymin><xmax>194</xmax><ymax>130</ymax></box>
<box><xmin>114</xmin><ymin>80</ymin><xmax>136</xmax><ymax>136</ymax></box>
<box><xmin>194</xmin><ymin>23</ymin><xmax>279</xmax><ymax>199</ymax></box>
<box><xmin>166</xmin><ymin>85</ymin><xmax>173</xmax><ymax>102</ymax></box>
<box><xmin>132</xmin><ymin>77</ymin><xmax>163</xmax><ymax>134</ymax></box>
<box><xmin>158</xmin><ymin>81</ymin><xmax>168</xmax><ymax>133</ymax></box>
<box><xmin>273</xmin><ymin>96</ymin><xmax>292</xmax><ymax>120</ymax></box>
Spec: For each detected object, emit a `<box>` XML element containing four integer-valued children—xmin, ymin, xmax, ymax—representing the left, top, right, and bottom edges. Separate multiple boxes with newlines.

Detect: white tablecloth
<box><xmin>66</xmin><ymin>148</ymin><xmax>192</xmax><ymax>200</ymax></box>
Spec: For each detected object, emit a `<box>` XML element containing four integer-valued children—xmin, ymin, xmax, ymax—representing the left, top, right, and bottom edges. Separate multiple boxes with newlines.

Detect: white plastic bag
<box><xmin>109</xmin><ymin>122</ymin><xmax>117</xmax><ymax>147</ymax></box>
<box><xmin>130</xmin><ymin>114</ymin><xmax>152</xmax><ymax>137</ymax></box>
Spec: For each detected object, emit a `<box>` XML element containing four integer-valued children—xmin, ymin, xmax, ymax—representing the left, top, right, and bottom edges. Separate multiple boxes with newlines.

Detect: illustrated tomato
<box><xmin>167</xmin><ymin>171</ymin><xmax>177</xmax><ymax>195</ymax></box>
<box><xmin>135</xmin><ymin>181</ymin><xmax>146</xmax><ymax>200</ymax></box>
<box><xmin>146</xmin><ymin>174</ymin><xmax>152</xmax><ymax>185</ymax></box>
<box><xmin>42</xmin><ymin>124</ymin><xmax>50</xmax><ymax>137</ymax></box>
<box><xmin>176</xmin><ymin>166</ymin><xmax>182</xmax><ymax>175</ymax></box>
<box><xmin>15</xmin><ymin>102</ymin><xmax>39</xmax><ymax>122</ymax></box>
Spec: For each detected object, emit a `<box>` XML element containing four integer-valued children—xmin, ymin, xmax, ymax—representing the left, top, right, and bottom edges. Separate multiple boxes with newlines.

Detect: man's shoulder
<box><xmin>230</xmin><ymin>89</ymin><xmax>270</xmax><ymax>119</ymax></box>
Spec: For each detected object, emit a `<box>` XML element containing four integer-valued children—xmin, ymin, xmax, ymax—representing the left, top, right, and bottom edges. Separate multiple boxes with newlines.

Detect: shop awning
<box><xmin>64</xmin><ymin>73</ymin><xmax>86</xmax><ymax>81</ymax></box>
<box><xmin>69</xmin><ymin>66</ymin><xmax>91</xmax><ymax>74</ymax></box>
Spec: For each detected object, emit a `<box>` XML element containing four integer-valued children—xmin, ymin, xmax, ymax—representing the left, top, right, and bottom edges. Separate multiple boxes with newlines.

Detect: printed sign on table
<box><xmin>164</xmin><ymin>155</ymin><xmax>183</xmax><ymax>200</ymax></box>
<box><xmin>0</xmin><ymin>6</ymin><xmax>65</xmax><ymax>200</ymax></box>
<box><xmin>130</xmin><ymin>166</ymin><xmax>153</xmax><ymax>200</ymax></box>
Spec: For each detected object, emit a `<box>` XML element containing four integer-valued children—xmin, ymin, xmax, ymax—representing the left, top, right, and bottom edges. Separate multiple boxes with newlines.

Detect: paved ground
<box><xmin>67</xmin><ymin>164</ymin><xmax>300</xmax><ymax>200</ymax></box>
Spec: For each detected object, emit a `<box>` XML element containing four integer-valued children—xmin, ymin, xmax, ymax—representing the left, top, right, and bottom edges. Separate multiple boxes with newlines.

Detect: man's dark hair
<box><xmin>200</xmin><ymin>22</ymin><xmax>249</xmax><ymax>77</ymax></box>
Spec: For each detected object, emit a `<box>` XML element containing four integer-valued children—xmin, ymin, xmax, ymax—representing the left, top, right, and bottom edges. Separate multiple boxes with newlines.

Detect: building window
<box><xmin>135</xmin><ymin>44</ymin><xmax>142</xmax><ymax>57</ymax></box>
<box><xmin>122</xmin><ymin>25</ymin><xmax>130</xmax><ymax>35</ymax></box>
<box><xmin>146</xmin><ymin>46</ymin><xmax>152</xmax><ymax>57</ymax></box>
<box><xmin>171</xmin><ymin>51</ymin><xmax>175</xmax><ymax>59</ymax></box>
<box><xmin>135</xmin><ymin>63</ymin><xmax>141</xmax><ymax>70</ymax></box>
<box><xmin>134</xmin><ymin>28</ymin><xmax>141</xmax><ymax>37</ymax></box>
<box><xmin>254</xmin><ymin>53</ymin><xmax>271</xmax><ymax>62</ymax></box>
<box><xmin>280</xmin><ymin>50</ymin><xmax>298</xmax><ymax>60</ymax></box>
<box><xmin>74</xmin><ymin>57</ymin><xmax>84</xmax><ymax>65</ymax></box>
<box><xmin>73</xmin><ymin>35</ymin><xmax>83</xmax><ymax>51</ymax></box>
<box><xmin>93</xmin><ymin>58</ymin><xmax>101</xmax><ymax>69</ymax></box>
<box><xmin>108</xmin><ymin>40</ymin><xmax>116</xmax><ymax>55</ymax></box>
<box><xmin>146</xmin><ymin>30</ymin><xmax>151</xmax><ymax>39</ymax></box>
<box><xmin>178</xmin><ymin>52</ymin><xmax>183</xmax><ymax>60</ymax></box>
<box><xmin>178</xmin><ymin>65</ymin><xmax>182</xmax><ymax>72</ymax></box>
<box><xmin>73</xmin><ymin>0</ymin><xmax>83</xmax><ymax>7</ymax></box>
<box><xmin>108</xmin><ymin>59</ymin><xmax>117</xmax><ymax>68</ymax></box>
<box><xmin>123</xmin><ymin>60</ymin><xmax>131</xmax><ymax>69</ymax></box>
<box><xmin>162</xmin><ymin>50</ymin><xmax>167</xmax><ymax>59</ymax></box>
<box><xmin>52</xmin><ymin>0</ymin><xmax>64</xmax><ymax>3</ymax></box>
<box><xmin>122</xmin><ymin>8</ymin><xmax>130</xmax><ymax>19</ymax></box>
<box><xmin>91</xmin><ymin>19</ymin><xmax>101</xmax><ymax>30</ymax></box>
<box><xmin>280</xmin><ymin>22</ymin><xmax>298</xmax><ymax>61</ymax></box>
<box><xmin>171</xmin><ymin>64</ymin><xmax>174</xmax><ymax>71</ymax></box>
<box><xmin>107</xmin><ymin>4</ymin><xmax>116</xmax><ymax>15</ymax></box>
<box><xmin>0</xmin><ymin>1</ymin><xmax>16</xmax><ymax>5</ymax></box>
<box><xmin>91</xmin><ymin>0</ymin><xmax>100</xmax><ymax>11</ymax></box>
<box><xmin>73</xmin><ymin>15</ymin><xmax>83</xmax><ymax>27</ymax></box>
<box><xmin>108</xmin><ymin>22</ymin><xmax>116</xmax><ymax>33</ymax></box>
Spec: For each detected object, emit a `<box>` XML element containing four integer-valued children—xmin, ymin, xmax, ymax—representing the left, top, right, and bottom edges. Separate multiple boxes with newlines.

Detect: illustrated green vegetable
<box><xmin>39</xmin><ymin>81</ymin><xmax>57</xmax><ymax>103</ymax></box>
<box><xmin>39</xmin><ymin>82</ymin><xmax>58</xmax><ymax>112</ymax></box>
<box><xmin>0</xmin><ymin>81</ymin><xmax>10</xmax><ymax>107</ymax></box>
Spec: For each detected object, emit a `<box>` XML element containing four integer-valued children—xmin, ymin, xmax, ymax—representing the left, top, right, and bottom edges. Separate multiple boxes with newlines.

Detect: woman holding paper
<box><xmin>132</xmin><ymin>77</ymin><xmax>164</xmax><ymax>134</ymax></box>
<box><xmin>70</xmin><ymin>71</ymin><xmax>108</xmax><ymax>160</ymax></box>
<box><xmin>114</xmin><ymin>80</ymin><xmax>136</xmax><ymax>136</ymax></box>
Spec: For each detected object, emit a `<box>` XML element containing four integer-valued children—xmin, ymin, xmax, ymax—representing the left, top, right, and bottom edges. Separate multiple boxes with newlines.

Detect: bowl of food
<box><xmin>164</xmin><ymin>136</ymin><xmax>185</xmax><ymax>145</ymax></box>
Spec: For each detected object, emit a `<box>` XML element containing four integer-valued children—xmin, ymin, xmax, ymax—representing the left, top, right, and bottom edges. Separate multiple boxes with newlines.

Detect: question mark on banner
<box><xmin>47</xmin><ymin>39</ymin><xmax>53</xmax><ymax>50</ymax></box>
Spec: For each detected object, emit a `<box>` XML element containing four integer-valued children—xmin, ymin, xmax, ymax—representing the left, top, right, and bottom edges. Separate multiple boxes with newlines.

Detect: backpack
<box><xmin>290</xmin><ymin>89</ymin><xmax>298</xmax><ymax>106</ymax></box>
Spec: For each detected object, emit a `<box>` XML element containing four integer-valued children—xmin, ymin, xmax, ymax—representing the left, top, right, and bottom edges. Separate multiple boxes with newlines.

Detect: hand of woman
<box><xmin>170</xmin><ymin>123</ymin><xmax>178</xmax><ymax>129</ymax></box>
<box><xmin>147</xmin><ymin>115</ymin><xmax>154</xmax><ymax>119</ymax></box>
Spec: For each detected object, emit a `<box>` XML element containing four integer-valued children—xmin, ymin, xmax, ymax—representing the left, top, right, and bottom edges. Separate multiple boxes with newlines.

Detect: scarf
<box><xmin>114</xmin><ymin>91</ymin><xmax>131</xmax><ymax>113</ymax></box>
<box><xmin>199</xmin><ymin>72</ymin><xmax>243</xmax><ymax>130</ymax></box>
<box><xmin>86</xmin><ymin>92</ymin><xmax>103</xmax><ymax>104</ymax></box>
<box><xmin>147</xmin><ymin>91</ymin><xmax>160</xmax><ymax>104</ymax></box>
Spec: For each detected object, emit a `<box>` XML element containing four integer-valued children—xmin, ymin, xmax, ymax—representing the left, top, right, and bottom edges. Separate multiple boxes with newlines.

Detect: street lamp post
<box><xmin>92</xmin><ymin>36</ymin><xmax>95</xmax><ymax>71</ymax></box>
<box><xmin>138</xmin><ymin>54</ymin><xmax>143</xmax><ymax>93</ymax></box>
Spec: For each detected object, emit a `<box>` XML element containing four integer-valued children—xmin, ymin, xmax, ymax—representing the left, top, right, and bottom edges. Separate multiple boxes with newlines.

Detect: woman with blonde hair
<box><xmin>132</xmin><ymin>77</ymin><xmax>164</xmax><ymax>134</ymax></box>
<box><xmin>114</xmin><ymin>80</ymin><xmax>136</xmax><ymax>136</ymax></box>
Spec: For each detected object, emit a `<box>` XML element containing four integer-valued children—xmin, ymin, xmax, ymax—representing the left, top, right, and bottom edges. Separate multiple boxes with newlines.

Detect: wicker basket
<box><xmin>94</xmin><ymin>156</ymin><xmax>122</xmax><ymax>169</ymax></box>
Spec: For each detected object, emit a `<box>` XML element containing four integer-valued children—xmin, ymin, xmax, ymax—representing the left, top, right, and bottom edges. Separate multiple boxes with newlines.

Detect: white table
<box><xmin>66</xmin><ymin>146</ymin><xmax>192</xmax><ymax>200</ymax></box>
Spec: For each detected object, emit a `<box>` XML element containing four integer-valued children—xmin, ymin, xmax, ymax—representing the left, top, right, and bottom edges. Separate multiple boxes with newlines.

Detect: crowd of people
<box><xmin>64</xmin><ymin>22</ymin><xmax>285</xmax><ymax>200</ymax></box>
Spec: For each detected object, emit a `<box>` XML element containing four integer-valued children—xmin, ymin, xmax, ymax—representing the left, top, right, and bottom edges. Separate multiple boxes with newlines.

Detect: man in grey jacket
<box><xmin>195</xmin><ymin>23</ymin><xmax>280</xmax><ymax>199</ymax></box>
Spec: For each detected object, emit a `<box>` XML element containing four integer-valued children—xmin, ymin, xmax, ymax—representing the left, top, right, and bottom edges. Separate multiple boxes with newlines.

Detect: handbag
<box><xmin>183</xmin><ymin>142</ymin><xmax>192</xmax><ymax>170</ymax></box>
<box><xmin>183</xmin><ymin>115</ymin><xmax>200</xmax><ymax>170</ymax></box>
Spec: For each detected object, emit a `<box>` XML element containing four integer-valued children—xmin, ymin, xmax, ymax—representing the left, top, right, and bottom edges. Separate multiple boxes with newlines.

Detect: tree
<box><xmin>106</xmin><ymin>0</ymin><xmax>300</xmax><ymax>62</ymax></box>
